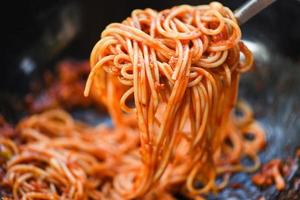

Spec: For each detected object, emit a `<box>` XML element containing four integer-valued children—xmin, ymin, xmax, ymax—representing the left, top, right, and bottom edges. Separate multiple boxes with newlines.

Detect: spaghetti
<box><xmin>0</xmin><ymin>2</ymin><xmax>278</xmax><ymax>199</ymax></box>
<box><xmin>84</xmin><ymin>2</ymin><xmax>264</xmax><ymax>198</ymax></box>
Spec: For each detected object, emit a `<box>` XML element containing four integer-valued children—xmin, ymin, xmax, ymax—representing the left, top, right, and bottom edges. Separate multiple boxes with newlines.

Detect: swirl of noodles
<box><xmin>84</xmin><ymin>1</ymin><xmax>263</xmax><ymax>199</ymax></box>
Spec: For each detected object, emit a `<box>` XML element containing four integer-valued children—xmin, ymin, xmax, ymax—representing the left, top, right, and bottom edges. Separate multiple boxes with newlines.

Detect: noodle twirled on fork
<box><xmin>84</xmin><ymin>2</ymin><xmax>265</xmax><ymax>198</ymax></box>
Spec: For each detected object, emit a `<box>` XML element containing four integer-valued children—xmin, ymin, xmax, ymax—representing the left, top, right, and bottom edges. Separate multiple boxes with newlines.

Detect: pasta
<box><xmin>0</xmin><ymin>2</ymin><xmax>284</xmax><ymax>199</ymax></box>
<box><xmin>84</xmin><ymin>1</ymin><xmax>265</xmax><ymax>198</ymax></box>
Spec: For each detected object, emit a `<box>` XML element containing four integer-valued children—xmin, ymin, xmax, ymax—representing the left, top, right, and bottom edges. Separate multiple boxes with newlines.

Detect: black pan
<box><xmin>1</xmin><ymin>0</ymin><xmax>300</xmax><ymax>199</ymax></box>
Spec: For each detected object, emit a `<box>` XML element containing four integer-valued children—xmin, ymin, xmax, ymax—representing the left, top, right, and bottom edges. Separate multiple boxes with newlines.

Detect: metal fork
<box><xmin>235</xmin><ymin>0</ymin><xmax>277</xmax><ymax>25</ymax></box>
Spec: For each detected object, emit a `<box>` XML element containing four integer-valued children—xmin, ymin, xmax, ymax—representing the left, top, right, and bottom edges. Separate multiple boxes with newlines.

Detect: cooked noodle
<box><xmin>0</xmin><ymin>2</ymin><xmax>274</xmax><ymax>199</ymax></box>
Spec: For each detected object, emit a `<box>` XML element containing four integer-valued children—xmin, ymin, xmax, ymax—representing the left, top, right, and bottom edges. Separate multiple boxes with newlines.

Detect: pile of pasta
<box><xmin>0</xmin><ymin>2</ymin><xmax>285</xmax><ymax>200</ymax></box>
